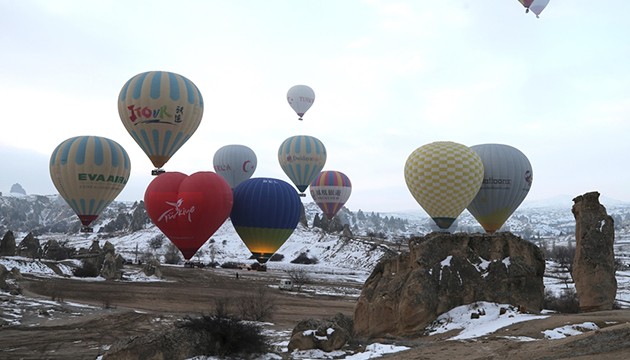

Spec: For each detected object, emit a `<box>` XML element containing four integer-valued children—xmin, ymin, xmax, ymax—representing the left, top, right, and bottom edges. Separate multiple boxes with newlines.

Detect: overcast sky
<box><xmin>1</xmin><ymin>0</ymin><xmax>629</xmax><ymax>212</ymax></box>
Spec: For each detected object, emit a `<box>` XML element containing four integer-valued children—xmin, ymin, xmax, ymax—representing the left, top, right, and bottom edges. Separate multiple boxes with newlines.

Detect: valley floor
<box><xmin>1</xmin><ymin>264</ymin><xmax>630</xmax><ymax>360</ymax></box>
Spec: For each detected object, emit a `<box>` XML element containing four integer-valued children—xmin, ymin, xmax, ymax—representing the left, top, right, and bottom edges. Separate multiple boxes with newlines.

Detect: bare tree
<box><xmin>287</xmin><ymin>268</ymin><xmax>311</xmax><ymax>291</ymax></box>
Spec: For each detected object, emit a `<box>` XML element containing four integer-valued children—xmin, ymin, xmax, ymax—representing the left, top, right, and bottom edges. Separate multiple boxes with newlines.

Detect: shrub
<box><xmin>291</xmin><ymin>252</ymin><xmax>319</xmax><ymax>265</ymax></box>
<box><xmin>220</xmin><ymin>261</ymin><xmax>240</xmax><ymax>269</ymax></box>
<box><xmin>543</xmin><ymin>288</ymin><xmax>580</xmax><ymax>313</ymax></box>
<box><xmin>72</xmin><ymin>260</ymin><xmax>99</xmax><ymax>277</ymax></box>
<box><xmin>177</xmin><ymin>315</ymin><xmax>268</xmax><ymax>357</ymax></box>
<box><xmin>163</xmin><ymin>243</ymin><xmax>182</xmax><ymax>265</ymax></box>
<box><xmin>237</xmin><ymin>286</ymin><xmax>276</xmax><ymax>321</ymax></box>
<box><xmin>269</xmin><ymin>253</ymin><xmax>284</xmax><ymax>262</ymax></box>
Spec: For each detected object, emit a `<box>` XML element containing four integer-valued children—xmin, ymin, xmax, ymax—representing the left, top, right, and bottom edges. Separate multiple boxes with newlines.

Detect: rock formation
<box><xmin>0</xmin><ymin>230</ymin><xmax>16</xmax><ymax>256</ymax></box>
<box><xmin>571</xmin><ymin>191</ymin><xmax>617</xmax><ymax>312</ymax></box>
<box><xmin>10</xmin><ymin>183</ymin><xmax>26</xmax><ymax>195</ymax></box>
<box><xmin>0</xmin><ymin>264</ymin><xmax>22</xmax><ymax>295</ymax></box>
<box><xmin>354</xmin><ymin>232</ymin><xmax>545</xmax><ymax>338</ymax></box>
<box><xmin>17</xmin><ymin>232</ymin><xmax>41</xmax><ymax>259</ymax></box>
<box><xmin>288</xmin><ymin>313</ymin><xmax>353</xmax><ymax>352</ymax></box>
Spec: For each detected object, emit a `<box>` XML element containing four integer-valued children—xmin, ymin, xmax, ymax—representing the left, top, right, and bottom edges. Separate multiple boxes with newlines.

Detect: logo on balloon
<box><xmin>242</xmin><ymin>160</ymin><xmax>254</xmax><ymax>172</ymax></box>
<box><xmin>157</xmin><ymin>198</ymin><xmax>196</xmax><ymax>223</ymax></box>
<box><xmin>286</xmin><ymin>155</ymin><xmax>318</xmax><ymax>163</ymax></box>
<box><xmin>125</xmin><ymin>104</ymin><xmax>184</xmax><ymax>124</ymax></box>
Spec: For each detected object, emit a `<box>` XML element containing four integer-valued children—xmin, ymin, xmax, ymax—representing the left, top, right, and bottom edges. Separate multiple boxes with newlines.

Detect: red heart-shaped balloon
<box><xmin>144</xmin><ymin>171</ymin><xmax>233</xmax><ymax>260</ymax></box>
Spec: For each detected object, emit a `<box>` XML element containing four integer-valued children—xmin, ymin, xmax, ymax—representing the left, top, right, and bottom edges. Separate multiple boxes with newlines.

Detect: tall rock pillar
<box><xmin>571</xmin><ymin>191</ymin><xmax>617</xmax><ymax>312</ymax></box>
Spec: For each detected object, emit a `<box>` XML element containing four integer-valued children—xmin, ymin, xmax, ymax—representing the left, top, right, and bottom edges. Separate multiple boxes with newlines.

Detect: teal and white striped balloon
<box><xmin>278</xmin><ymin>135</ymin><xmax>327</xmax><ymax>194</ymax></box>
<box><xmin>118</xmin><ymin>71</ymin><xmax>203</xmax><ymax>172</ymax></box>
<box><xmin>49</xmin><ymin>135</ymin><xmax>131</xmax><ymax>228</ymax></box>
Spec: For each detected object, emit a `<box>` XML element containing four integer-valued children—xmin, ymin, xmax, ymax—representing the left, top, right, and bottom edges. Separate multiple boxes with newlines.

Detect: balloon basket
<box><xmin>80</xmin><ymin>226</ymin><xmax>94</xmax><ymax>233</ymax></box>
<box><xmin>299</xmin><ymin>193</ymin><xmax>306</xmax><ymax>197</ymax></box>
<box><xmin>152</xmin><ymin>168</ymin><xmax>165</xmax><ymax>176</ymax></box>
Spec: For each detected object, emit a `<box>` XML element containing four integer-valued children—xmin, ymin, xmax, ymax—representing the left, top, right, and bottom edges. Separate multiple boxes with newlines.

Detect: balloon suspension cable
<box><xmin>152</xmin><ymin>168</ymin><xmax>166</xmax><ymax>176</ymax></box>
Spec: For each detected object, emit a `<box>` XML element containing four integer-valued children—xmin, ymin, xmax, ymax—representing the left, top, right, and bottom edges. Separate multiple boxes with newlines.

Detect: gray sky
<box><xmin>1</xmin><ymin>0</ymin><xmax>629</xmax><ymax>212</ymax></box>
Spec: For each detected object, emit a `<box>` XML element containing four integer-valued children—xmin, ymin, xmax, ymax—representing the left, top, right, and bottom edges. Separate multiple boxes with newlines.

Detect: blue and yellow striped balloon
<box><xmin>118</xmin><ymin>71</ymin><xmax>203</xmax><ymax>171</ymax></box>
<box><xmin>278</xmin><ymin>135</ymin><xmax>327</xmax><ymax>194</ymax></box>
<box><xmin>230</xmin><ymin>178</ymin><xmax>301</xmax><ymax>263</ymax></box>
<box><xmin>49</xmin><ymin>136</ymin><xmax>131</xmax><ymax>228</ymax></box>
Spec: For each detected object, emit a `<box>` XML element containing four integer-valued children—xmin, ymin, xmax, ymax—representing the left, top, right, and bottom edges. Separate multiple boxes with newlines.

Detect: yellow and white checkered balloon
<box><xmin>404</xmin><ymin>141</ymin><xmax>484</xmax><ymax>229</ymax></box>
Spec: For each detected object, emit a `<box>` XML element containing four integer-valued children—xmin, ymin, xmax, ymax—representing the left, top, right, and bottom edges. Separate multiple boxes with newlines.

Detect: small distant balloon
<box><xmin>287</xmin><ymin>85</ymin><xmax>315</xmax><ymax>120</ymax></box>
<box><xmin>213</xmin><ymin>144</ymin><xmax>257</xmax><ymax>189</ymax></box>
<box><xmin>310</xmin><ymin>170</ymin><xmax>352</xmax><ymax>220</ymax></box>
<box><xmin>278</xmin><ymin>135</ymin><xmax>327</xmax><ymax>196</ymax></box>
<box><xmin>49</xmin><ymin>136</ymin><xmax>131</xmax><ymax>232</ymax></box>
<box><xmin>118</xmin><ymin>71</ymin><xmax>204</xmax><ymax>175</ymax></box>
<box><xmin>144</xmin><ymin>171</ymin><xmax>233</xmax><ymax>260</ymax></box>
<box><xmin>518</xmin><ymin>0</ymin><xmax>549</xmax><ymax>18</ymax></box>
<box><xmin>230</xmin><ymin>178</ymin><xmax>302</xmax><ymax>264</ymax></box>
<box><xmin>404</xmin><ymin>141</ymin><xmax>484</xmax><ymax>230</ymax></box>
<box><xmin>467</xmin><ymin>144</ymin><xmax>533</xmax><ymax>234</ymax></box>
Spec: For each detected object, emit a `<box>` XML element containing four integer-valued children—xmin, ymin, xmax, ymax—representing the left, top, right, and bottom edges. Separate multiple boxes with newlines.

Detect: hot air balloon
<box><xmin>118</xmin><ymin>71</ymin><xmax>204</xmax><ymax>175</ymax></box>
<box><xmin>287</xmin><ymin>85</ymin><xmax>315</xmax><ymax>120</ymax></box>
<box><xmin>144</xmin><ymin>171</ymin><xmax>233</xmax><ymax>260</ymax></box>
<box><xmin>49</xmin><ymin>136</ymin><xmax>131</xmax><ymax>232</ymax></box>
<box><xmin>467</xmin><ymin>144</ymin><xmax>533</xmax><ymax>233</ymax></box>
<box><xmin>404</xmin><ymin>141</ymin><xmax>484</xmax><ymax>230</ymax></box>
<box><xmin>278</xmin><ymin>135</ymin><xmax>327</xmax><ymax>196</ymax></box>
<box><xmin>518</xmin><ymin>0</ymin><xmax>549</xmax><ymax>18</ymax></box>
<box><xmin>213</xmin><ymin>144</ymin><xmax>257</xmax><ymax>189</ymax></box>
<box><xmin>310</xmin><ymin>170</ymin><xmax>352</xmax><ymax>220</ymax></box>
<box><xmin>230</xmin><ymin>178</ymin><xmax>301</xmax><ymax>264</ymax></box>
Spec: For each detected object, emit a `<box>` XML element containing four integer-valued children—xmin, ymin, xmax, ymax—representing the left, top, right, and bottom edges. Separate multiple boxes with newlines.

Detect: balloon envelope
<box><xmin>518</xmin><ymin>0</ymin><xmax>549</xmax><ymax>17</ymax></box>
<box><xmin>213</xmin><ymin>144</ymin><xmax>257</xmax><ymax>189</ymax></box>
<box><xmin>467</xmin><ymin>144</ymin><xmax>533</xmax><ymax>233</ymax></box>
<box><xmin>404</xmin><ymin>141</ymin><xmax>484</xmax><ymax>229</ymax></box>
<box><xmin>230</xmin><ymin>178</ymin><xmax>301</xmax><ymax>263</ymax></box>
<box><xmin>287</xmin><ymin>85</ymin><xmax>315</xmax><ymax>120</ymax></box>
<box><xmin>144</xmin><ymin>171</ymin><xmax>233</xmax><ymax>260</ymax></box>
<box><xmin>310</xmin><ymin>171</ymin><xmax>352</xmax><ymax>220</ymax></box>
<box><xmin>278</xmin><ymin>135</ymin><xmax>327</xmax><ymax>194</ymax></box>
<box><xmin>529</xmin><ymin>0</ymin><xmax>549</xmax><ymax>16</ymax></box>
<box><xmin>49</xmin><ymin>136</ymin><xmax>131</xmax><ymax>229</ymax></box>
<box><xmin>118</xmin><ymin>71</ymin><xmax>204</xmax><ymax>171</ymax></box>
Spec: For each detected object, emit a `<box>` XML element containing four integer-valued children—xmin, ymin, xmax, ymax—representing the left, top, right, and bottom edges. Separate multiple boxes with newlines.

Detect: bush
<box><xmin>543</xmin><ymin>288</ymin><xmax>580</xmax><ymax>313</ymax></box>
<box><xmin>73</xmin><ymin>260</ymin><xmax>99</xmax><ymax>278</ymax></box>
<box><xmin>177</xmin><ymin>315</ymin><xmax>268</xmax><ymax>357</ymax></box>
<box><xmin>291</xmin><ymin>252</ymin><xmax>319</xmax><ymax>265</ymax></box>
<box><xmin>237</xmin><ymin>286</ymin><xmax>276</xmax><ymax>321</ymax></box>
<box><xmin>269</xmin><ymin>253</ymin><xmax>284</xmax><ymax>262</ymax></box>
<box><xmin>163</xmin><ymin>243</ymin><xmax>182</xmax><ymax>265</ymax></box>
<box><xmin>220</xmin><ymin>261</ymin><xmax>241</xmax><ymax>269</ymax></box>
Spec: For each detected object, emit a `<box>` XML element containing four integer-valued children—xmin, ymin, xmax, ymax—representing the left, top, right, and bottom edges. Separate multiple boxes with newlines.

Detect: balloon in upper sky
<box><xmin>518</xmin><ymin>0</ymin><xmax>549</xmax><ymax>18</ymax></box>
<box><xmin>467</xmin><ymin>144</ymin><xmax>533</xmax><ymax>234</ymax></box>
<box><xmin>310</xmin><ymin>170</ymin><xmax>352</xmax><ymax>220</ymax></box>
<box><xmin>230</xmin><ymin>178</ymin><xmax>302</xmax><ymax>264</ymax></box>
<box><xmin>278</xmin><ymin>135</ymin><xmax>327</xmax><ymax>196</ymax></box>
<box><xmin>404</xmin><ymin>141</ymin><xmax>484</xmax><ymax>230</ymax></box>
<box><xmin>144</xmin><ymin>171</ymin><xmax>233</xmax><ymax>260</ymax></box>
<box><xmin>49</xmin><ymin>135</ymin><xmax>131</xmax><ymax>232</ymax></box>
<box><xmin>118</xmin><ymin>71</ymin><xmax>204</xmax><ymax>174</ymax></box>
<box><xmin>213</xmin><ymin>144</ymin><xmax>257</xmax><ymax>189</ymax></box>
<box><xmin>287</xmin><ymin>85</ymin><xmax>315</xmax><ymax>120</ymax></box>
